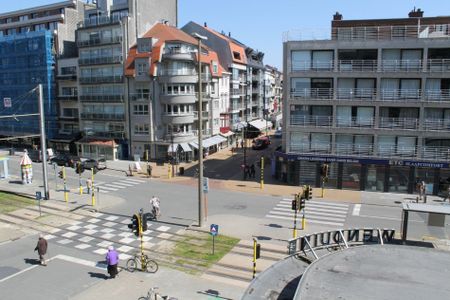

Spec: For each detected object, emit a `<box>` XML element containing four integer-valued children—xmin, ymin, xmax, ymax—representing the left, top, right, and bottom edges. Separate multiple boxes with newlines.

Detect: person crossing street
<box><xmin>150</xmin><ymin>196</ymin><xmax>161</xmax><ymax>220</ymax></box>
<box><xmin>34</xmin><ymin>234</ymin><xmax>48</xmax><ymax>266</ymax></box>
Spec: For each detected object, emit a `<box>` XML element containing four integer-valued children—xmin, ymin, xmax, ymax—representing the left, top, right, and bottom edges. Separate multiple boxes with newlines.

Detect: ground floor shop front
<box><xmin>274</xmin><ymin>152</ymin><xmax>450</xmax><ymax>196</ymax></box>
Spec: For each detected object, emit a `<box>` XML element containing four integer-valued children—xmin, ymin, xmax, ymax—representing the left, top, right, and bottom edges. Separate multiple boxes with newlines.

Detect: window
<box><xmin>34</xmin><ymin>24</ymin><xmax>47</xmax><ymax>31</ymax></box>
<box><xmin>19</xmin><ymin>15</ymin><xmax>29</xmax><ymax>22</ymax></box>
<box><xmin>133</xmin><ymin>104</ymin><xmax>149</xmax><ymax>115</ymax></box>
<box><xmin>137</xmin><ymin>38</ymin><xmax>151</xmax><ymax>53</ymax></box>
<box><xmin>7</xmin><ymin>28</ymin><xmax>17</xmax><ymax>35</ymax></box>
<box><xmin>62</xmin><ymin>108</ymin><xmax>78</xmax><ymax>117</ymax></box>
<box><xmin>61</xmin><ymin>87</ymin><xmax>77</xmax><ymax>96</ymax></box>
<box><xmin>137</xmin><ymin>63</ymin><xmax>147</xmax><ymax>76</ymax></box>
<box><xmin>233</xmin><ymin>51</ymin><xmax>241</xmax><ymax>60</ymax></box>
<box><xmin>134</xmin><ymin>124</ymin><xmax>149</xmax><ymax>135</ymax></box>
<box><xmin>49</xmin><ymin>22</ymin><xmax>58</xmax><ymax>31</ymax></box>
<box><xmin>61</xmin><ymin>66</ymin><xmax>76</xmax><ymax>75</ymax></box>
<box><xmin>212</xmin><ymin>61</ymin><xmax>218</xmax><ymax>74</ymax></box>
<box><xmin>20</xmin><ymin>26</ymin><xmax>31</xmax><ymax>33</ymax></box>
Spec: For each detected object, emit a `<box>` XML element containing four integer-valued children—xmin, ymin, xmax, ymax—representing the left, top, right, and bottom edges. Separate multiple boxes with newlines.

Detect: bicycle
<box><xmin>126</xmin><ymin>253</ymin><xmax>158</xmax><ymax>273</ymax></box>
<box><xmin>138</xmin><ymin>286</ymin><xmax>177</xmax><ymax>300</ymax></box>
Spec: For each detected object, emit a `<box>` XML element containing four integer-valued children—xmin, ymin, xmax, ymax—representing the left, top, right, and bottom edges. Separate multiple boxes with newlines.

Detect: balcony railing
<box><xmin>77</xmin><ymin>36</ymin><xmax>122</xmax><ymax>47</ymax></box>
<box><xmin>79</xmin><ymin>75</ymin><xmax>123</xmax><ymax>84</ymax></box>
<box><xmin>81</xmin><ymin>113</ymin><xmax>125</xmax><ymax>121</ymax></box>
<box><xmin>379</xmin><ymin>89</ymin><xmax>422</xmax><ymax>101</ymax></box>
<box><xmin>290</xmin><ymin>88</ymin><xmax>333</xmax><ymax>100</ymax></box>
<box><xmin>422</xmin><ymin>146</ymin><xmax>450</xmax><ymax>161</ymax></box>
<box><xmin>79</xmin><ymin>56</ymin><xmax>122</xmax><ymax>66</ymax></box>
<box><xmin>130</xmin><ymin>93</ymin><xmax>150</xmax><ymax>101</ymax></box>
<box><xmin>335</xmin><ymin>143</ymin><xmax>374</xmax><ymax>156</ymax></box>
<box><xmin>423</xmin><ymin>119</ymin><xmax>450</xmax><ymax>131</ymax></box>
<box><xmin>58</xmin><ymin>95</ymin><xmax>78</xmax><ymax>101</ymax></box>
<box><xmin>193</xmin><ymin>111</ymin><xmax>209</xmax><ymax>119</ymax></box>
<box><xmin>228</xmin><ymin>104</ymin><xmax>244</xmax><ymax>112</ymax></box>
<box><xmin>379</xmin><ymin>117</ymin><xmax>419</xmax><ymax>130</ymax></box>
<box><xmin>158</xmin><ymin>69</ymin><xmax>197</xmax><ymax>76</ymax></box>
<box><xmin>428</xmin><ymin>59</ymin><xmax>450</xmax><ymax>72</ymax></box>
<box><xmin>336</xmin><ymin>88</ymin><xmax>377</xmax><ymax>100</ymax></box>
<box><xmin>89</xmin><ymin>131</ymin><xmax>124</xmax><ymax>139</ymax></box>
<box><xmin>380</xmin><ymin>60</ymin><xmax>422</xmax><ymax>72</ymax></box>
<box><xmin>292</xmin><ymin>61</ymin><xmax>334</xmax><ymax>71</ymax></box>
<box><xmin>77</xmin><ymin>15</ymin><xmax>122</xmax><ymax>28</ymax></box>
<box><xmin>290</xmin><ymin>115</ymin><xmax>333</xmax><ymax>127</ymax></box>
<box><xmin>336</xmin><ymin>117</ymin><xmax>375</xmax><ymax>128</ymax></box>
<box><xmin>79</xmin><ymin>94</ymin><xmax>124</xmax><ymax>102</ymax></box>
<box><xmin>192</xmin><ymin>129</ymin><xmax>212</xmax><ymax>136</ymax></box>
<box><xmin>231</xmin><ymin>89</ymin><xmax>244</xmax><ymax>96</ymax></box>
<box><xmin>338</xmin><ymin>60</ymin><xmax>377</xmax><ymax>72</ymax></box>
<box><xmin>424</xmin><ymin>90</ymin><xmax>450</xmax><ymax>102</ymax></box>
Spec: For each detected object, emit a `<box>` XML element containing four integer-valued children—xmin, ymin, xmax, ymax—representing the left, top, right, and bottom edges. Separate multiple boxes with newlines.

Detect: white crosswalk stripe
<box><xmin>97</xmin><ymin>185</ymin><xmax>119</xmax><ymax>191</ymax></box>
<box><xmin>267</xmin><ymin>198</ymin><xmax>350</xmax><ymax>227</ymax></box>
<box><xmin>111</xmin><ymin>182</ymin><xmax>135</xmax><ymax>187</ymax></box>
<box><xmin>124</xmin><ymin>178</ymin><xmax>146</xmax><ymax>183</ymax></box>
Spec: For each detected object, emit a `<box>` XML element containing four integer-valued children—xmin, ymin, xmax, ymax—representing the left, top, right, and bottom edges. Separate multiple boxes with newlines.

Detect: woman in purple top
<box><xmin>105</xmin><ymin>245</ymin><xmax>119</xmax><ymax>278</ymax></box>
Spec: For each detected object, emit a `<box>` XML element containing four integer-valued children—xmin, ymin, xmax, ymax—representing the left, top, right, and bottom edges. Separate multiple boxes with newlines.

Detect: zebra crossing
<box><xmin>94</xmin><ymin>178</ymin><xmax>146</xmax><ymax>193</ymax></box>
<box><xmin>266</xmin><ymin>198</ymin><xmax>350</xmax><ymax>227</ymax></box>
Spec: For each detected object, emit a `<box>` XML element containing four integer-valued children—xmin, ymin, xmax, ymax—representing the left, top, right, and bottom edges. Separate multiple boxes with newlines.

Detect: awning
<box><xmin>179</xmin><ymin>143</ymin><xmax>192</xmax><ymax>152</ymax></box>
<box><xmin>220</xmin><ymin>131</ymin><xmax>235</xmax><ymax>138</ymax></box>
<box><xmin>249</xmin><ymin>119</ymin><xmax>273</xmax><ymax>131</ymax></box>
<box><xmin>203</xmin><ymin>137</ymin><xmax>216</xmax><ymax>148</ymax></box>
<box><xmin>235</xmin><ymin>121</ymin><xmax>247</xmax><ymax>130</ymax></box>
<box><xmin>167</xmin><ymin>143</ymin><xmax>179</xmax><ymax>153</ymax></box>
<box><xmin>211</xmin><ymin>135</ymin><xmax>227</xmax><ymax>144</ymax></box>
<box><xmin>189</xmin><ymin>135</ymin><xmax>227</xmax><ymax>149</ymax></box>
<box><xmin>189</xmin><ymin>142</ymin><xmax>199</xmax><ymax>150</ymax></box>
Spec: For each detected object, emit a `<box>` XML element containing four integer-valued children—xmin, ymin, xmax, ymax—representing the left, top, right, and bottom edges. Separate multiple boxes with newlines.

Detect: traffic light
<box><xmin>58</xmin><ymin>170</ymin><xmax>64</xmax><ymax>179</ymax></box>
<box><xmin>305</xmin><ymin>185</ymin><xmax>313</xmax><ymax>200</ymax></box>
<box><xmin>75</xmin><ymin>162</ymin><xmax>84</xmax><ymax>174</ymax></box>
<box><xmin>320</xmin><ymin>164</ymin><xmax>329</xmax><ymax>177</ymax></box>
<box><xmin>291</xmin><ymin>198</ymin><xmax>298</xmax><ymax>210</ymax></box>
<box><xmin>128</xmin><ymin>213</ymin><xmax>141</xmax><ymax>237</ymax></box>
<box><xmin>255</xmin><ymin>243</ymin><xmax>261</xmax><ymax>259</ymax></box>
<box><xmin>141</xmin><ymin>213</ymin><xmax>148</xmax><ymax>232</ymax></box>
<box><xmin>300</xmin><ymin>198</ymin><xmax>306</xmax><ymax>210</ymax></box>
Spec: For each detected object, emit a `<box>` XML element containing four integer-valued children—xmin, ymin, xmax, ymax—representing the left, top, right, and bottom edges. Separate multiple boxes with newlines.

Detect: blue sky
<box><xmin>3</xmin><ymin>0</ymin><xmax>450</xmax><ymax>69</ymax></box>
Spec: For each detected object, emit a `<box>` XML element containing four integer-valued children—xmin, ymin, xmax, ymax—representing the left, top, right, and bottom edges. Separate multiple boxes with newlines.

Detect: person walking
<box><xmin>250</xmin><ymin>163</ymin><xmax>256</xmax><ymax>178</ymax></box>
<box><xmin>444</xmin><ymin>186</ymin><xmax>450</xmax><ymax>202</ymax></box>
<box><xmin>150</xmin><ymin>196</ymin><xmax>161</xmax><ymax>220</ymax></box>
<box><xmin>34</xmin><ymin>234</ymin><xmax>48</xmax><ymax>266</ymax></box>
<box><xmin>105</xmin><ymin>246</ymin><xmax>119</xmax><ymax>279</ymax></box>
<box><xmin>86</xmin><ymin>178</ymin><xmax>92</xmax><ymax>194</ymax></box>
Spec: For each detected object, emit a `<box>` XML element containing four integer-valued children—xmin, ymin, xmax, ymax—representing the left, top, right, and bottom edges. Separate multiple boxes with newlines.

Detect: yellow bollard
<box><xmin>63</xmin><ymin>166</ymin><xmax>69</xmax><ymax>203</ymax></box>
<box><xmin>301</xmin><ymin>212</ymin><xmax>306</xmax><ymax>230</ymax></box>
<box><xmin>168</xmin><ymin>164</ymin><xmax>172</xmax><ymax>179</ymax></box>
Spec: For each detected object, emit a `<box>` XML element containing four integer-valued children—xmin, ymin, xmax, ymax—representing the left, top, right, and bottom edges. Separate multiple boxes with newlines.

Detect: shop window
<box><xmin>342</xmin><ymin>163</ymin><xmax>361</xmax><ymax>190</ymax></box>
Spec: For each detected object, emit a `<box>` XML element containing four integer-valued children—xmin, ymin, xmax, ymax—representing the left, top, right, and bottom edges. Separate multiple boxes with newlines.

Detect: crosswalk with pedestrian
<box><xmin>266</xmin><ymin>198</ymin><xmax>350</xmax><ymax>227</ymax></box>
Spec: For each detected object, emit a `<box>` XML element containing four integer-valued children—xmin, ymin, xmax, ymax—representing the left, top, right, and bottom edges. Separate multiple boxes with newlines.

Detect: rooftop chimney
<box><xmin>204</xmin><ymin>22</ymin><xmax>207</xmax><ymax>27</ymax></box>
<box><xmin>408</xmin><ymin>7</ymin><xmax>424</xmax><ymax>18</ymax></box>
<box><xmin>333</xmin><ymin>12</ymin><xmax>343</xmax><ymax>21</ymax></box>
<box><xmin>228</xmin><ymin>32</ymin><xmax>231</xmax><ymax>37</ymax></box>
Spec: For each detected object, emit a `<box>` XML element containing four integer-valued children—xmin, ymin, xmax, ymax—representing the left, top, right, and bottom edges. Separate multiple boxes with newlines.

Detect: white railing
<box><xmin>428</xmin><ymin>59</ymin><xmax>450</xmax><ymax>72</ymax></box>
<box><xmin>423</xmin><ymin>119</ymin><xmax>450</xmax><ymax>131</ymax></box>
<box><xmin>335</xmin><ymin>143</ymin><xmax>374</xmax><ymax>155</ymax></box>
<box><xmin>290</xmin><ymin>115</ymin><xmax>333</xmax><ymax>127</ymax></box>
<box><xmin>158</xmin><ymin>69</ymin><xmax>197</xmax><ymax>76</ymax></box>
<box><xmin>338</xmin><ymin>60</ymin><xmax>377</xmax><ymax>72</ymax></box>
<box><xmin>379</xmin><ymin>89</ymin><xmax>422</xmax><ymax>101</ymax></box>
<box><xmin>379</xmin><ymin>117</ymin><xmax>419</xmax><ymax>130</ymax></box>
<box><xmin>336</xmin><ymin>88</ymin><xmax>376</xmax><ymax>100</ymax></box>
<box><xmin>193</xmin><ymin>111</ymin><xmax>209</xmax><ymax>119</ymax></box>
<box><xmin>292</xmin><ymin>61</ymin><xmax>334</xmax><ymax>71</ymax></box>
<box><xmin>380</xmin><ymin>60</ymin><xmax>422</xmax><ymax>72</ymax></box>
<box><xmin>424</xmin><ymin>90</ymin><xmax>450</xmax><ymax>102</ymax></box>
<box><xmin>336</xmin><ymin>117</ymin><xmax>375</xmax><ymax>128</ymax></box>
<box><xmin>290</xmin><ymin>88</ymin><xmax>333</xmax><ymax>99</ymax></box>
<box><xmin>422</xmin><ymin>146</ymin><xmax>450</xmax><ymax>160</ymax></box>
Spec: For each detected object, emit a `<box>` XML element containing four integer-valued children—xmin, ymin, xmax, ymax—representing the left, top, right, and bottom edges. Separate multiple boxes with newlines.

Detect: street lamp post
<box><xmin>193</xmin><ymin>32</ymin><xmax>207</xmax><ymax>227</ymax></box>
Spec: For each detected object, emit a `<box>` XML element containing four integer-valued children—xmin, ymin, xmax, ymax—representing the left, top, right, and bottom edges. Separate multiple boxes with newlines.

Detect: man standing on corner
<box><xmin>34</xmin><ymin>234</ymin><xmax>48</xmax><ymax>266</ymax></box>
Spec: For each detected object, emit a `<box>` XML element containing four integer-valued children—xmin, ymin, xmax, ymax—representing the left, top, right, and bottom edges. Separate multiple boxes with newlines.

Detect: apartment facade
<box><xmin>124</xmin><ymin>22</ymin><xmax>229</xmax><ymax>161</ymax></box>
<box><xmin>280</xmin><ymin>10</ymin><xmax>450</xmax><ymax>196</ymax></box>
<box><xmin>0</xmin><ymin>0</ymin><xmax>89</xmax><ymax>142</ymax></box>
<box><xmin>182</xmin><ymin>22</ymin><xmax>273</xmax><ymax>135</ymax></box>
<box><xmin>75</xmin><ymin>0</ymin><xmax>177</xmax><ymax>160</ymax></box>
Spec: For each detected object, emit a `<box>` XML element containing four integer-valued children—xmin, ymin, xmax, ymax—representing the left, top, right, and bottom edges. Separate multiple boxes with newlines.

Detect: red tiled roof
<box><xmin>202</xmin><ymin>26</ymin><xmax>247</xmax><ymax>65</ymax></box>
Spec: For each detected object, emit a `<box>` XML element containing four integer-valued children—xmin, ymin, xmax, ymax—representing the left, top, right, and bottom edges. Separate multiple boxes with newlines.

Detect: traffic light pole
<box><xmin>38</xmin><ymin>84</ymin><xmax>50</xmax><ymax>200</ymax></box>
<box><xmin>139</xmin><ymin>213</ymin><xmax>144</xmax><ymax>271</ymax></box>
<box><xmin>91</xmin><ymin>168</ymin><xmax>95</xmax><ymax>207</ymax></box>
<box><xmin>293</xmin><ymin>207</ymin><xmax>298</xmax><ymax>239</ymax></box>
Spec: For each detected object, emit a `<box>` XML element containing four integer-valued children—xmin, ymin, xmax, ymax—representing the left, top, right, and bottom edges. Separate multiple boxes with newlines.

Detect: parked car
<box><xmin>82</xmin><ymin>158</ymin><xmax>107</xmax><ymax>173</ymax></box>
<box><xmin>50</xmin><ymin>154</ymin><xmax>80</xmax><ymax>167</ymax></box>
<box><xmin>252</xmin><ymin>136</ymin><xmax>271</xmax><ymax>150</ymax></box>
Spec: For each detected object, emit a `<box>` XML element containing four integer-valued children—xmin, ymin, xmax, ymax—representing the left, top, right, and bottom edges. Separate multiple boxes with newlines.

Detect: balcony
<box><xmin>79</xmin><ymin>56</ymin><xmax>122</xmax><ymax>66</ymax></box>
<box><xmin>77</xmin><ymin>36</ymin><xmax>122</xmax><ymax>47</ymax></box>
<box><xmin>56</xmin><ymin>73</ymin><xmax>77</xmax><ymax>80</ymax></box>
<box><xmin>290</xmin><ymin>115</ymin><xmax>333</xmax><ymax>127</ymax></box>
<box><xmin>79</xmin><ymin>94</ymin><xmax>124</xmax><ymax>102</ymax></box>
<box><xmin>88</xmin><ymin>131</ymin><xmax>124</xmax><ymax>139</ymax></box>
<box><xmin>130</xmin><ymin>93</ymin><xmax>151</xmax><ymax>101</ymax></box>
<box><xmin>379</xmin><ymin>117</ymin><xmax>419</xmax><ymax>130</ymax></box>
<box><xmin>193</xmin><ymin>111</ymin><xmax>210</xmax><ymax>119</ymax></box>
<box><xmin>380</xmin><ymin>60</ymin><xmax>422</xmax><ymax>72</ymax></box>
<box><xmin>290</xmin><ymin>88</ymin><xmax>333</xmax><ymax>100</ymax></box>
<box><xmin>81</xmin><ymin>113</ymin><xmax>125</xmax><ymax>121</ymax></box>
<box><xmin>336</xmin><ymin>117</ymin><xmax>375</xmax><ymax>128</ymax></box>
<box><xmin>422</xmin><ymin>146</ymin><xmax>450</xmax><ymax>161</ymax></box>
<box><xmin>379</xmin><ymin>89</ymin><xmax>421</xmax><ymax>101</ymax></box>
<box><xmin>335</xmin><ymin>143</ymin><xmax>374</xmax><ymax>156</ymax></box>
<box><xmin>79</xmin><ymin>75</ymin><xmax>123</xmax><ymax>84</ymax></box>
<box><xmin>423</xmin><ymin>119</ymin><xmax>450</xmax><ymax>131</ymax></box>
<box><xmin>336</xmin><ymin>88</ymin><xmax>376</xmax><ymax>100</ymax></box>
<box><xmin>58</xmin><ymin>95</ymin><xmax>78</xmax><ymax>101</ymax></box>
<box><xmin>77</xmin><ymin>15</ymin><xmax>121</xmax><ymax>29</ymax></box>
<box><xmin>162</xmin><ymin>113</ymin><xmax>194</xmax><ymax>124</ymax></box>
<box><xmin>162</xmin><ymin>48</ymin><xmax>195</xmax><ymax>61</ymax></box>
<box><xmin>160</xmin><ymin>94</ymin><xmax>196</xmax><ymax>105</ymax></box>
<box><xmin>228</xmin><ymin>104</ymin><xmax>244</xmax><ymax>112</ymax></box>
<box><xmin>428</xmin><ymin>59</ymin><xmax>450</xmax><ymax>72</ymax></box>
<box><xmin>424</xmin><ymin>90</ymin><xmax>450</xmax><ymax>102</ymax></box>
<box><xmin>192</xmin><ymin>129</ymin><xmax>212</xmax><ymax>136</ymax></box>
<box><xmin>338</xmin><ymin>60</ymin><xmax>377</xmax><ymax>72</ymax></box>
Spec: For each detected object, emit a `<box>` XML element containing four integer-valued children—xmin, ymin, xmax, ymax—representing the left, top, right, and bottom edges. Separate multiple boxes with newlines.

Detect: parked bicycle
<box><xmin>138</xmin><ymin>286</ymin><xmax>177</xmax><ymax>300</ymax></box>
<box><xmin>126</xmin><ymin>253</ymin><xmax>158</xmax><ymax>273</ymax></box>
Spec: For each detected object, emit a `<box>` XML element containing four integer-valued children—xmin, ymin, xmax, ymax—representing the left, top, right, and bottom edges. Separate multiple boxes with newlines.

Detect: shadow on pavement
<box><xmin>24</xmin><ymin>258</ymin><xmax>41</xmax><ymax>265</ymax></box>
<box><xmin>88</xmin><ymin>271</ymin><xmax>109</xmax><ymax>280</ymax></box>
<box><xmin>197</xmin><ymin>289</ymin><xmax>233</xmax><ymax>300</ymax></box>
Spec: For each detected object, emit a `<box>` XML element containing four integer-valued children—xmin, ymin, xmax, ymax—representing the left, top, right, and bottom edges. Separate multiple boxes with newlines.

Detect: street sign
<box><xmin>3</xmin><ymin>97</ymin><xmax>11</xmax><ymax>108</ymax></box>
<box><xmin>203</xmin><ymin>177</ymin><xmax>209</xmax><ymax>193</ymax></box>
<box><xmin>35</xmin><ymin>191</ymin><xmax>42</xmax><ymax>200</ymax></box>
<box><xmin>210</xmin><ymin>224</ymin><xmax>219</xmax><ymax>236</ymax></box>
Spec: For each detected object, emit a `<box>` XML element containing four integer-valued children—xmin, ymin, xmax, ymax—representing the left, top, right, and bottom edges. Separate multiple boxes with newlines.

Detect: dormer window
<box><xmin>212</xmin><ymin>61</ymin><xmax>218</xmax><ymax>74</ymax></box>
<box><xmin>233</xmin><ymin>51</ymin><xmax>241</xmax><ymax>60</ymax></box>
<box><xmin>137</xmin><ymin>38</ymin><xmax>151</xmax><ymax>53</ymax></box>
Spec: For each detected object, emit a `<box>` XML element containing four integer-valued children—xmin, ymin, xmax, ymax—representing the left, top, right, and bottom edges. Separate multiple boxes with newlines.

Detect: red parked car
<box><xmin>252</xmin><ymin>136</ymin><xmax>271</xmax><ymax>150</ymax></box>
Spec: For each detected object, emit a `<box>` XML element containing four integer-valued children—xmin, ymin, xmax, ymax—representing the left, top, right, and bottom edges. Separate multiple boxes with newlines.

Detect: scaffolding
<box><xmin>0</xmin><ymin>30</ymin><xmax>56</xmax><ymax>140</ymax></box>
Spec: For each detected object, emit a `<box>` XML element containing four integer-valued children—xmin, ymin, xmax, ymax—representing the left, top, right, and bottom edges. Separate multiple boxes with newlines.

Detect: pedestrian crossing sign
<box><xmin>210</xmin><ymin>224</ymin><xmax>219</xmax><ymax>236</ymax></box>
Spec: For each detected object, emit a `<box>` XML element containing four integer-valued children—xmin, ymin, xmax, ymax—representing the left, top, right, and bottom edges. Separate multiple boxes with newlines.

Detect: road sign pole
<box><xmin>212</xmin><ymin>234</ymin><xmax>215</xmax><ymax>255</ymax></box>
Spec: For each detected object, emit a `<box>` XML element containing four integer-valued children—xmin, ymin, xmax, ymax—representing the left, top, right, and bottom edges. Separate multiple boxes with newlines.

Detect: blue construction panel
<box><xmin>0</xmin><ymin>30</ymin><xmax>56</xmax><ymax>139</ymax></box>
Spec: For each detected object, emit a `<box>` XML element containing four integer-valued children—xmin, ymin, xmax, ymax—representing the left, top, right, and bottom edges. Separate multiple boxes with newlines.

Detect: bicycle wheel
<box><xmin>126</xmin><ymin>258</ymin><xmax>137</xmax><ymax>272</ymax></box>
<box><xmin>145</xmin><ymin>259</ymin><xmax>159</xmax><ymax>273</ymax></box>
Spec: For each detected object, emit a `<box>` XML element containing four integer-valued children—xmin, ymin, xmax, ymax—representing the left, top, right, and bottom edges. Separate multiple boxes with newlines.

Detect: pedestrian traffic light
<box><xmin>306</xmin><ymin>185</ymin><xmax>313</xmax><ymax>200</ymax></box>
<box><xmin>128</xmin><ymin>213</ymin><xmax>141</xmax><ymax>237</ymax></box>
<box><xmin>58</xmin><ymin>170</ymin><xmax>64</xmax><ymax>179</ymax></box>
<box><xmin>141</xmin><ymin>213</ymin><xmax>148</xmax><ymax>232</ymax></box>
<box><xmin>300</xmin><ymin>198</ymin><xmax>306</xmax><ymax>210</ymax></box>
<box><xmin>291</xmin><ymin>198</ymin><xmax>298</xmax><ymax>210</ymax></box>
<box><xmin>255</xmin><ymin>243</ymin><xmax>261</xmax><ymax>259</ymax></box>
<box><xmin>320</xmin><ymin>164</ymin><xmax>329</xmax><ymax>178</ymax></box>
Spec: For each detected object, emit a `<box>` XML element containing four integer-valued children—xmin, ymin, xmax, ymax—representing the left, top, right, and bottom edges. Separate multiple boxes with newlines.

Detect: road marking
<box><xmin>111</xmin><ymin>182</ymin><xmax>135</xmax><ymax>187</ymax></box>
<box><xmin>0</xmin><ymin>254</ymin><xmax>105</xmax><ymax>283</ymax></box>
<box><xmin>278</xmin><ymin>202</ymin><xmax>349</xmax><ymax>211</ymax></box>
<box><xmin>282</xmin><ymin>199</ymin><xmax>349</xmax><ymax>208</ymax></box>
<box><xmin>265</xmin><ymin>214</ymin><xmax>344</xmax><ymax>226</ymax></box>
<box><xmin>272</xmin><ymin>207</ymin><xmax>347</xmax><ymax>218</ymax></box>
<box><xmin>269</xmin><ymin>210</ymin><xmax>345</xmax><ymax>222</ymax></box>
<box><xmin>277</xmin><ymin>204</ymin><xmax>348</xmax><ymax>214</ymax></box>
<box><xmin>124</xmin><ymin>178</ymin><xmax>145</xmax><ymax>183</ymax></box>
<box><xmin>352</xmin><ymin>204</ymin><xmax>361</xmax><ymax>216</ymax></box>
<box><xmin>119</xmin><ymin>180</ymin><xmax>140</xmax><ymax>185</ymax></box>
<box><xmin>358</xmin><ymin>214</ymin><xmax>424</xmax><ymax>223</ymax></box>
<box><xmin>100</xmin><ymin>185</ymin><xmax>120</xmax><ymax>191</ymax></box>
